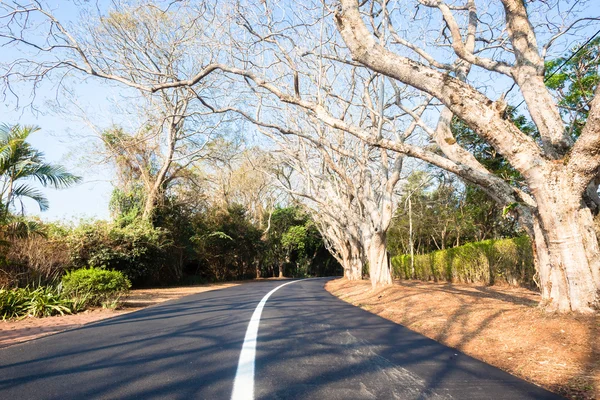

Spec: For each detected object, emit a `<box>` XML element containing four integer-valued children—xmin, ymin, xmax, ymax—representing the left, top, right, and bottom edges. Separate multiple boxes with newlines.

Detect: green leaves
<box><xmin>0</xmin><ymin>269</ymin><xmax>131</xmax><ymax>320</ymax></box>
<box><xmin>207</xmin><ymin>231</ymin><xmax>234</xmax><ymax>240</ymax></box>
<box><xmin>62</xmin><ymin>268</ymin><xmax>131</xmax><ymax>308</ymax></box>
<box><xmin>544</xmin><ymin>37</ymin><xmax>600</xmax><ymax>138</ymax></box>
<box><xmin>0</xmin><ymin>124</ymin><xmax>81</xmax><ymax>213</ymax></box>
<box><xmin>502</xmin><ymin>202</ymin><xmax>518</xmax><ymax>218</ymax></box>
<box><xmin>282</xmin><ymin>225</ymin><xmax>308</xmax><ymax>253</ymax></box>
<box><xmin>0</xmin><ymin>286</ymin><xmax>73</xmax><ymax>320</ymax></box>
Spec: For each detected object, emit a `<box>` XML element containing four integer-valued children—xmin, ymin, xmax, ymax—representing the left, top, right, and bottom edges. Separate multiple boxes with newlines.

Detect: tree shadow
<box><xmin>0</xmin><ymin>278</ymin><xmax>566</xmax><ymax>400</ymax></box>
<box><xmin>330</xmin><ymin>278</ymin><xmax>597</xmax><ymax>399</ymax></box>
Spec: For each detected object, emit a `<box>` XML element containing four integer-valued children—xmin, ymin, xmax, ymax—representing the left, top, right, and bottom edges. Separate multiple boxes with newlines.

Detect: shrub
<box><xmin>0</xmin><ymin>286</ymin><xmax>72</xmax><ymax>320</ymax></box>
<box><xmin>0</xmin><ymin>220</ymin><xmax>71</xmax><ymax>288</ymax></box>
<box><xmin>68</xmin><ymin>221</ymin><xmax>170</xmax><ymax>284</ymax></box>
<box><xmin>0</xmin><ymin>288</ymin><xmax>29</xmax><ymax>319</ymax></box>
<box><xmin>5</xmin><ymin>234</ymin><xmax>71</xmax><ymax>287</ymax></box>
<box><xmin>26</xmin><ymin>286</ymin><xmax>73</xmax><ymax>317</ymax></box>
<box><xmin>391</xmin><ymin>237</ymin><xmax>535</xmax><ymax>287</ymax></box>
<box><xmin>62</xmin><ymin>268</ymin><xmax>131</xmax><ymax>308</ymax></box>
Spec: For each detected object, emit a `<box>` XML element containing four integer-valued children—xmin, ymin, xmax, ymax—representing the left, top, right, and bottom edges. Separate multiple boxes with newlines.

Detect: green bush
<box><xmin>0</xmin><ymin>288</ymin><xmax>29</xmax><ymax>319</ymax></box>
<box><xmin>391</xmin><ymin>236</ymin><xmax>535</xmax><ymax>287</ymax></box>
<box><xmin>62</xmin><ymin>268</ymin><xmax>131</xmax><ymax>308</ymax></box>
<box><xmin>26</xmin><ymin>286</ymin><xmax>73</xmax><ymax>317</ymax></box>
<box><xmin>0</xmin><ymin>286</ymin><xmax>72</xmax><ymax>320</ymax></box>
<box><xmin>68</xmin><ymin>221</ymin><xmax>170</xmax><ymax>284</ymax></box>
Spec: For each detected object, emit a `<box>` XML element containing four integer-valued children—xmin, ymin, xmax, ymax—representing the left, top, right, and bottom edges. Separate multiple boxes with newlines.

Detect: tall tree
<box><xmin>333</xmin><ymin>0</ymin><xmax>600</xmax><ymax>311</ymax></box>
<box><xmin>3</xmin><ymin>1</ymin><xmax>600</xmax><ymax>311</ymax></box>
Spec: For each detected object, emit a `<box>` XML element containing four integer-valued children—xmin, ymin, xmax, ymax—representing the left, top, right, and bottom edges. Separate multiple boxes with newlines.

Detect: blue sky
<box><xmin>2</xmin><ymin>0</ymin><xmax>599</xmax><ymax>222</ymax></box>
<box><xmin>2</xmin><ymin>94</ymin><xmax>114</xmax><ymax>222</ymax></box>
<box><xmin>1</xmin><ymin>1</ymin><xmax>116</xmax><ymax>221</ymax></box>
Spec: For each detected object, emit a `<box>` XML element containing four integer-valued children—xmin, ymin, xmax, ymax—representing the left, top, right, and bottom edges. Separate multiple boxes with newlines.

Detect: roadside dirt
<box><xmin>325</xmin><ymin>278</ymin><xmax>600</xmax><ymax>400</ymax></box>
<box><xmin>0</xmin><ymin>282</ymin><xmax>240</xmax><ymax>349</ymax></box>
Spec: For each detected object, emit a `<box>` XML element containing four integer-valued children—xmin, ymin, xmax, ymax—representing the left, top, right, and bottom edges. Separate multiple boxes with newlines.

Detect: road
<box><xmin>0</xmin><ymin>278</ymin><xmax>561</xmax><ymax>399</ymax></box>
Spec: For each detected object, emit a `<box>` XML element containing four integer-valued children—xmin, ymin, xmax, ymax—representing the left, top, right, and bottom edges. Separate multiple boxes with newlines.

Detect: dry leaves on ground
<box><xmin>325</xmin><ymin>278</ymin><xmax>600</xmax><ymax>400</ymax></box>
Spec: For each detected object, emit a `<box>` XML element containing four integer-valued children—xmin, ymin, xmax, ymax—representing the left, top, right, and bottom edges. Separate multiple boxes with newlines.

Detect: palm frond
<box><xmin>4</xmin><ymin>219</ymin><xmax>47</xmax><ymax>239</ymax></box>
<box><xmin>11</xmin><ymin>184</ymin><xmax>49</xmax><ymax>211</ymax></box>
<box><xmin>27</xmin><ymin>163</ymin><xmax>82</xmax><ymax>188</ymax></box>
<box><xmin>0</xmin><ymin>124</ymin><xmax>78</xmax><ymax>214</ymax></box>
<box><xmin>0</xmin><ymin>125</ymin><xmax>39</xmax><ymax>175</ymax></box>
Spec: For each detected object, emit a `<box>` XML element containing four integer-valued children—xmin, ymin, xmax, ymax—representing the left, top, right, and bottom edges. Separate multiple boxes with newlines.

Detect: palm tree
<box><xmin>0</xmin><ymin>124</ymin><xmax>81</xmax><ymax>216</ymax></box>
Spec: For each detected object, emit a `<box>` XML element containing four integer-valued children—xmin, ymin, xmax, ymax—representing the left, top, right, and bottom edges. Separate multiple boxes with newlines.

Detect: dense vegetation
<box><xmin>391</xmin><ymin>237</ymin><xmax>535</xmax><ymax>287</ymax></box>
<box><xmin>0</xmin><ymin>268</ymin><xmax>130</xmax><ymax>320</ymax></box>
<box><xmin>0</xmin><ymin>124</ymin><xmax>340</xmax><ymax>319</ymax></box>
<box><xmin>1</xmin><ymin>2</ymin><xmax>598</xmax><ymax>313</ymax></box>
<box><xmin>1</xmin><ymin>203</ymin><xmax>340</xmax><ymax>290</ymax></box>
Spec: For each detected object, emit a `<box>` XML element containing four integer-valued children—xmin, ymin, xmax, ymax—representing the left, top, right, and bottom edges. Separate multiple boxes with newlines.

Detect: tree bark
<box><xmin>342</xmin><ymin>240</ymin><xmax>363</xmax><ymax>280</ymax></box>
<box><xmin>366</xmin><ymin>231</ymin><xmax>392</xmax><ymax>288</ymax></box>
<box><xmin>530</xmin><ymin>172</ymin><xmax>600</xmax><ymax>312</ymax></box>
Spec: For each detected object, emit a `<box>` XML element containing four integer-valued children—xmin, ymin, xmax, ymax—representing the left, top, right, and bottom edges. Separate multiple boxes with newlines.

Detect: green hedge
<box><xmin>62</xmin><ymin>268</ymin><xmax>131</xmax><ymax>308</ymax></box>
<box><xmin>391</xmin><ymin>237</ymin><xmax>535</xmax><ymax>287</ymax></box>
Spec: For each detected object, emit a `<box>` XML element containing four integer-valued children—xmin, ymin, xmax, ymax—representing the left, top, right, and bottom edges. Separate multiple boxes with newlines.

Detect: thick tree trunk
<box><xmin>367</xmin><ymin>232</ymin><xmax>392</xmax><ymax>289</ymax></box>
<box><xmin>278</xmin><ymin>262</ymin><xmax>284</xmax><ymax>278</ymax></box>
<box><xmin>532</xmin><ymin>183</ymin><xmax>600</xmax><ymax>312</ymax></box>
<box><xmin>342</xmin><ymin>241</ymin><xmax>363</xmax><ymax>280</ymax></box>
<box><xmin>344</xmin><ymin>260</ymin><xmax>363</xmax><ymax>280</ymax></box>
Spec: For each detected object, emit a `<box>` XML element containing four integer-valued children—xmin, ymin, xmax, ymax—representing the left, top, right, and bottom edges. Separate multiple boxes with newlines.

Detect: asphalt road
<box><xmin>0</xmin><ymin>278</ymin><xmax>562</xmax><ymax>399</ymax></box>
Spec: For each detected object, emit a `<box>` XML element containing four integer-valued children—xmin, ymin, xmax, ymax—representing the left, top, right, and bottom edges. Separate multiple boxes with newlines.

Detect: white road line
<box><xmin>230</xmin><ymin>279</ymin><xmax>302</xmax><ymax>400</ymax></box>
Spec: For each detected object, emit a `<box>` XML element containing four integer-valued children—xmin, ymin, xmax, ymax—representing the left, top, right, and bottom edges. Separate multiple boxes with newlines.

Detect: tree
<box><xmin>388</xmin><ymin>172</ymin><xmax>520</xmax><ymax>257</ymax></box>
<box><xmin>333</xmin><ymin>0</ymin><xmax>600</xmax><ymax>311</ymax></box>
<box><xmin>192</xmin><ymin>204</ymin><xmax>263</xmax><ymax>280</ymax></box>
<box><xmin>3</xmin><ymin>1</ymin><xmax>600</xmax><ymax>311</ymax></box>
<box><xmin>263</xmin><ymin>206</ymin><xmax>304</xmax><ymax>278</ymax></box>
<box><xmin>203</xmin><ymin>144</ymin><xmax>281</xmax><ymax>229</ymax></box>
<box><xmin>0</xmin><ymin>124</ymin><xmax>80</xmax><ymax>215</ymax></box>
<box><xmin>266</xmin><ymin>119</ymin><xmax>406</xmax><ymax>286</ymax></box>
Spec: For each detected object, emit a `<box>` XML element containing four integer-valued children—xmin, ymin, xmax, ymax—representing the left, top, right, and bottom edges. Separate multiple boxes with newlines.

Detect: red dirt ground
<box><xmin>325</xmin><ymin>278</ymin><xmax>600</xmax><ymax>400</ymax></box>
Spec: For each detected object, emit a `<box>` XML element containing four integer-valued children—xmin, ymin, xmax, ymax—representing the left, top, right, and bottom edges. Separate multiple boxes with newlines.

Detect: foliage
<box><xmin>191</xmin><ymin>204</ymin><xmax>264</xmax><ymax>281</ymax></box>
<box><xmin>391</xmin><ymin>237</ymin><xmax>535</xmax><ymax>287</ymax></box>
<box><xmin>110</xmin><ymin>186</ymin><xmax>146</xmax><ymax>227</ymax></box>
<box><xmin>545</xmin><ymin>37</ymin><xmax>600</xmax><ymax>138</ymax></box>
<box><xmin>3</xmin><ymin>226</ymin><xmax>70</xmax><ymax>287</ymax></box>
<box><xmin>388</xmin><ymin>174</ymin><xmax>519</xmax><ymax>256</ymax></box>
<box><xmin>0</xmin><ymin>286</ymin><xmax>72</xmax><ymax>320</ymax></box>
<box><xmin>452</xmin><ymin>106</ymin><xmax>537</xmax><ymax>188</ymax></box>
<box><xmin>68</xmin><ymin>221</ymin><xmax>171</xmax><ymax>284</ymax></box>
<box><xmin>62</xmin><ymin>267</ymin><xmax>131</xmax><ymax>308</ymax></box>
<box><xmin>262</xmin><ymin>206</ymin><xmax>331</xmax><ymax>278</ymax></box>
<box><xmin>0</xmin><ymin>124</ymin><xmax>81</xmax><ymax>214</ymax></box>
<box><xmin>0</xmin><ymin>268</ymin><xmax>129</xmax><ymax>320</ymax></box>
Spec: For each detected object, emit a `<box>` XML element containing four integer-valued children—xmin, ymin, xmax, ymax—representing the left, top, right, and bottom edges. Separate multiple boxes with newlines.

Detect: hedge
<box><xmin>62</xmin><ymin>268</ymin><xmax>131</xmax><ymax>308</ymax></box>
<box><xmin>390</xmin><ymin>236</ymin><xmax>535</xmax><ymax>287</ymax></box>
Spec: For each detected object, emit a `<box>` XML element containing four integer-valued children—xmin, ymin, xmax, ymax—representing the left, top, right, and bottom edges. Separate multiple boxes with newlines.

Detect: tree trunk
<box><xmin>409</xmin><ymin>197</ymin><xmax>415</xmax><ymax>279</ymax></box>
<box><xmin>278</xmin><ymin>262</ymin><xmax>284</xmax><ymax>278</ymax></box>
<box><xmin>344</xmin><ymin>259</ymin><xmax>363</xmax><ymax>280</ymax></box>
<box><xmin>367</xmin><ymin>232</ymin><xmax>392</xmax><ymax>288</ymax></box>
<box><xmin>532</xmin><ymin>182</ymin><xmax>600</xmax><ymax>312</ymax></box>
<box><xmin>342</xmin><ymin>241</ymin><xmax>363</xmax><ymax>280</ymax></box>
<box><xmin>142</xmin><ymin>186</ymin><xmax>160</xmax><ymax>221</ymax></box>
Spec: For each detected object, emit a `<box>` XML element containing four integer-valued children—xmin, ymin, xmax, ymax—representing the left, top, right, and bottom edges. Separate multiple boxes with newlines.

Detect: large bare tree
<box><xmin>2</xmin><ymin>0</ymin><xmax>600</xmax><ymax>311</ymax></box>
<box><xmin>330</xmin><ymin>0</ymin><xmax>600</xmax><ymax>312</ymax></box>
<box><xmin>1</xmin><ymin>1</ymin><xmax>228</xmax><ymax>220</ymax></box>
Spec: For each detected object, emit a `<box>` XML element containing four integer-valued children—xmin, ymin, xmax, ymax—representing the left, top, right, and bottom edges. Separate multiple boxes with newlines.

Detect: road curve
<box><xmin>0</xmin><ymin>278</ymin><xmax>561</xmax><ymax>399</ymax></box>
